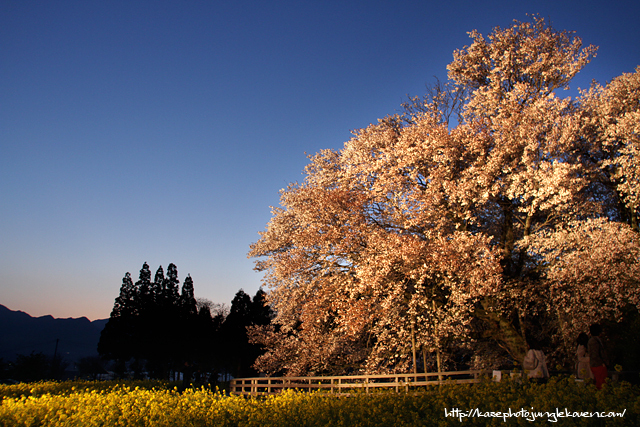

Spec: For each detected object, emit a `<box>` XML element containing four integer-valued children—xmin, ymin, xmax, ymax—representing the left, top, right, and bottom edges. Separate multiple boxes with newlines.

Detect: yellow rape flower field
<box><xmin>1</xmin><ymin>377</ymin><xmax>639</xmax><ymax>426</ymax></box>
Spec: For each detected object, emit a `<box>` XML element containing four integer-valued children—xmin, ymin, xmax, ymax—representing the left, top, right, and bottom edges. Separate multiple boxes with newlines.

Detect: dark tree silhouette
<box><xmin>135</xmin><ymin>263</ymin><xmax>153</xmax><ymax>315</ymax></box>
<box><xmin>99</xmin><ymin>262</ymin><xmax>204</xmax><ymax>380</ymax></box>
<box><xmin>97</xmin><ymin>272</ymin><xmax>138</xmax><ymax>364</ymax></box>
<box><xmin>219</xmin><ymin>289</ymin><xmax>274</xmax><ymax>378</ymax></box>
<box><xmin>251</xmin><ymin>289</ymin><xmax>274</xmax><ymax>326</ymax></box>
<box><xmin>99</xmin><ymin>264</ymin><xmax>274</xmax><ymax>381</ymax></box>
<box><xmin>219</xmin><ymin>289</ymin><xmax>252</xmax><ymax>378</ymax></box>
<box><xmin>165</xmin><ymin>263</ymin><xmax>181</xmax><ymax>306</ymax></box>
<box><xmin>181</xmin><ymin>275</ymin><xmax>198</xmax><ymax>316</ymax></box>
<box><xmin>152</xmin><ymin>266</ymin><xmax>165</xmax><ymax>304</ymax></box>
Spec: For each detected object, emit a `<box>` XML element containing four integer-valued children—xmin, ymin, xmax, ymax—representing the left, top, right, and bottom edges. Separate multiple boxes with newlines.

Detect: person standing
<box><xmin>576</xmin><ymin>332</ymin><xmax>594</xmax><ymax>380</ymax></box>
<box><xmin>588</xmin><ymin>323</ymin><xmax>609</xmax><ymax>389</ymax></box>
<box><xmin>523</xmin><ymin>348</ymin><xmax>549</xmax><ymax>380</ymax></box>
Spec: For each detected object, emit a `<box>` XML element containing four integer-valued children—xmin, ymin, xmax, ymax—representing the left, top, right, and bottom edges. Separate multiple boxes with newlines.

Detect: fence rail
<box><xmin>230</xmin><ymin>370</ymin><xmax>483</xmax><ymax>396</ymax></box>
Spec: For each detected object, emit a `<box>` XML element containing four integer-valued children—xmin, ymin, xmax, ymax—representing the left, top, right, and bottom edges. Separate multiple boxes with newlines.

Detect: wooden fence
<box><xmin>230</xmin><ymin>370</ymin><xmax>482</xmax><ymax>396</ymax></box>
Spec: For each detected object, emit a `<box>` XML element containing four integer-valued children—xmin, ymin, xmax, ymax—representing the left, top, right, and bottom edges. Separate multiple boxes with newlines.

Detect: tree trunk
<box><xmin>411</xmin><ymin>321</ymin><xmax>417</xmax><ymax>374</ymax></box>
<box><xmin>432</xmin><ymin>300</ymin><xmax>443</xmax><ymax>380</ymax></box>
<box><xmin>476</xmin><ymin>298</ymin><xmax>528</xmax><ymax>365</ymax></box>
<box><xmin>501</xmin><ymin>200</ymin><xmax>516</xmax><ymax>276</ymax></box>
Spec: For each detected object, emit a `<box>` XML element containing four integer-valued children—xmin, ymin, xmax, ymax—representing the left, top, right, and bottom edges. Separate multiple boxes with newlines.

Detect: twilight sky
<box><xmin>1</xmin><ymin>0</ymin><xmax>639</xmax><ymax>320</ymax></box>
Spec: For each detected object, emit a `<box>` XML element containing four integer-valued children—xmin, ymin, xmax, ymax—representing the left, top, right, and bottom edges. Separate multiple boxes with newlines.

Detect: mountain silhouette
<box><xmin>0</xmin><ymin>304</ymin><xmax>107</xmax><ymax>367</ymax></box>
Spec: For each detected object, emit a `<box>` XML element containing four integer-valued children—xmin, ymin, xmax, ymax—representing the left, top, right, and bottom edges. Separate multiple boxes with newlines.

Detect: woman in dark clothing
<box><xmin>588</xmin><ymin>323</ymin><xmax>609</xmax><ymax>389</ymax></box>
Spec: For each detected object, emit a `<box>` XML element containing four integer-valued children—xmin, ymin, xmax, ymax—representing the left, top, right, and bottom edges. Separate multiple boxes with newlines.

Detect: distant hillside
<box><xmin>0</xmin><ymin>304</ymin><xmax>107</xmax><ymax>366</ymax></box>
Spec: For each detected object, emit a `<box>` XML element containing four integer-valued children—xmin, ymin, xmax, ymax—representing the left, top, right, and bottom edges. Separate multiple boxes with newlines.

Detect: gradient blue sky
<box><xmin>2</xmin><ymin>0</ymin><xmax>639</xmax><ymax>320</ymax></box>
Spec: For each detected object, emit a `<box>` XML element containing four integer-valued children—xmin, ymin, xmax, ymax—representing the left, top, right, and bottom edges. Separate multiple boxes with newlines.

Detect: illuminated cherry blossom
<box><xmin>249</xmin><ymin>17</ymin><xmax>639</xmax><ymax>374</ymax></box>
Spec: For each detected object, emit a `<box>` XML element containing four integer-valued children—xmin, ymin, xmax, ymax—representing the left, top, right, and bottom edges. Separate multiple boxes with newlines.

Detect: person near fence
<box><xmin>588</xmin><ymin>323</ymin><xmax>609</xmax><ymax>389</ymax></box>
<box><xmin>523</xmin><ymin>349</ymin><xmax>549</xmax><ymax>380</ymax></box>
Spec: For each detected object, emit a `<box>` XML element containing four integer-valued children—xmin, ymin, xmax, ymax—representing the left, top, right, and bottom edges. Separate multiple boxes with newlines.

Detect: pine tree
<box><xmin>111</xmin><ymin>272</ymin><xmax>137</xmax><ymax>318</ymax></box>
<box><xmin>219</xmin><ymin>289</ymin><xmax>273</xmax><ymax>378</ymax></box>
<box><xmin>250</xmin><ymin>289</ymin><xmax>274</xmax><ymax>326</ymax></box>
<box><xmin>176</xmin><ymin>274</ymin><xmax>200</xmax><ymax>380</ymax></box>
<box><xmin>146</xmin><ymin>265</ymin><xmax>171</xmax><ymax>378</ymax></box>
<box><xmin>165</xmin><ymin>263</ymin><xmax>181</xmax><ymax>306</ymax></box>
<box><xmin>98</xmin><ymin>273</ymin><xmax>139</xmax><ymax>364</ymax></box>
<box><xmin>152</xmin><ymin>266</ymin><xmax>165</xmax><ymax>305</ymax></box>
<box><xmin>181</xmin><ymin>275</ymin><xmax>198</xmax><ymax>316</ymax></box>
<box><xmin>100</xmin><ymin>262</ymin><xmax>213</xmax><ymax>379</ymax></box>
<box><xmin>135</xmin><ymin>262</ymin><xmax>153</xmax><ymax>316</ymax></box>
<box><xmin>161</xmin><ymin>263</ymin><xmax>183</xmax><ymax>375</ymax></box>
